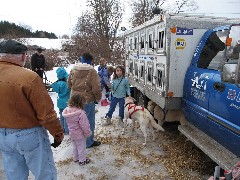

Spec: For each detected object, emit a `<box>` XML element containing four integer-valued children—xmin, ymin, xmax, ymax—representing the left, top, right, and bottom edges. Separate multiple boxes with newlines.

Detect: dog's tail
<box><xmin>145</xmin><ymin>110</ymin><xmax>165</xmax><ymax>132</ymax></box>
<box><xmin>150</xmin><ymin>118</ymin><xmax>165</xmax><ymax>132</ymax></box>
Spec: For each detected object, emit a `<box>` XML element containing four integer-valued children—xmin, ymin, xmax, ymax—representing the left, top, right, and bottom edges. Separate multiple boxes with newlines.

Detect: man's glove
<box><xmin>51</xmin><ymin>138</ymin><xmax>62</xmax><ymax>148</ymax></box>
<box><xmin>51</xmin><ymin>133</ymin><xmax>64</xmax><ymax>148</ymax></box>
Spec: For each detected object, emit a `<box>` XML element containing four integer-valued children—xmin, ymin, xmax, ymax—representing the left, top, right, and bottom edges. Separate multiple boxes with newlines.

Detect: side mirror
<box><xmin>222</xmin><ymin>63</ymin><xmax>237</xmax><ymax>83</ymax></box>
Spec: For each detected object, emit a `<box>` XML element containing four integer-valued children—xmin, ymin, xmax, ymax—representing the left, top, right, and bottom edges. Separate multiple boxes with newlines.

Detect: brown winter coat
<box><xmin>0</xmin><ymin>61</ymin><xmax>63</xmax><ymax>137</ymax></box>
<box><xmin>68</xmin><ymin>63</ymin><xmax>101</xmax><ymax>103</ymax></box>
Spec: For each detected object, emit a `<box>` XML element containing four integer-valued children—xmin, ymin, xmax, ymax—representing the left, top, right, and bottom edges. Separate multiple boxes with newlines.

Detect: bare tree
<box><xmin>167</xmin><ymin>0</ymin><xmax>198</xmax><ymax>13</ymax></box>
<box><xmin>68</xmin><ymin>0</ymin><xmax>124</xmax><ymax>65</ymax></box>
<box><xmin>130</xmin><ymin>0</ymin><xmax>198</xmax><ymax>27</ymax></box>
<box><xmin>130</xmin><ymin>0</ymin><xmax>167</xmax><ymax>27</ymax></box>
<box><xmin>61</xmin><ymin>34</ymin><xmax>70</xmax><ymax>39</ymax></box>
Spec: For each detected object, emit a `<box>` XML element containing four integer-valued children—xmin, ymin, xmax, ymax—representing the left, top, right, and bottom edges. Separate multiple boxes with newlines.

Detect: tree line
<box><xmin>0</xmin><ymin>21</ymin><xmax>57</xmax><ymax>39</ymax></box>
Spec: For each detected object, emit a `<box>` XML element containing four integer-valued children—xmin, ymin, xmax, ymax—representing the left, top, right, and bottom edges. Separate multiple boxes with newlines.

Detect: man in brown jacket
<box><xmin>68</xmin><ymin>52</ymin><xmax>102</xmax><ymax>148</ymax></box>
<box><xmin>0</xmin><ymin>39</ymin><xmax>63</xmax><ymax>180</ymax></box>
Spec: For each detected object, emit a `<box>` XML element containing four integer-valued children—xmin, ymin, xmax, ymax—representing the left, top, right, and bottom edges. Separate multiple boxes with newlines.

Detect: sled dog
<box><xmin>147</xmin><ymin>100</ymin><xmax>187</xmax><ymax>126</ymax></box>
<box><xmin>123</xmin><ymin>97</ymin><xmax>165</xmax><ymax>146</ymax></box>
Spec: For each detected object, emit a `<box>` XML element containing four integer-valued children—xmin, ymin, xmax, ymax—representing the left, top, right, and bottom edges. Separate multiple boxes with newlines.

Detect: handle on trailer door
<box><xmin>213</xmin><ymin>82</ymin><xmax>226</xmax><ymax>92</ymax></box>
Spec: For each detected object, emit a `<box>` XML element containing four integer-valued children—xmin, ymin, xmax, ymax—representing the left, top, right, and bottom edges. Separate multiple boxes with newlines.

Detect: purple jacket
<box><xmin>98</xmin><ymin>65</ymin><xmax>110</xmax><ymax>89</ymax></box>
<box><xmin>62</xmin><ymin>107</ymin><xmax>92</xmax><ymax>140</ymax></box>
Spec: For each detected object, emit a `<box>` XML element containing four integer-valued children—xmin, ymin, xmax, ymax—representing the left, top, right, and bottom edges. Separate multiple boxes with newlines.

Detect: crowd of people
<box><xmin>0</xmin><ymin>39</ymin><xmax>130</xmax><ymax>179</ymax></box>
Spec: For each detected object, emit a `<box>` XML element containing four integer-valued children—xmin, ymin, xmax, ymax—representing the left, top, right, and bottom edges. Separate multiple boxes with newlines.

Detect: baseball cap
<box><xmin>0</xmin><ymin>39</ymin><xmax>28</xmax><ymax>54</ymax></box>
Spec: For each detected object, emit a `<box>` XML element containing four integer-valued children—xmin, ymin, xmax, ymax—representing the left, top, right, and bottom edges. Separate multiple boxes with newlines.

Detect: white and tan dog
<box><xmin>123</xmin><ymin>97</ymin><xmax>165</xmax><ymax>146</ymax></box>
<box><xmin>147</xmin><ymin>100</ymin><xmax>187</xmax><ymax>126</ymax></box>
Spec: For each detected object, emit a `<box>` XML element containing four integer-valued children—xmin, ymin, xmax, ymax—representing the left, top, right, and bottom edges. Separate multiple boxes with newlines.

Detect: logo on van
<box><xmin>190</xmin><ymin>73</ymin><xmax>207</xmax><ymax>101</ymax></box>
<box><xmin>175</xmin><ymin>38</ymin><xmax>186</xmax><ymax>49</ymax></box>
<box><xmin>223</xmin><ymin>88</ymin><xmax>240</xmax><ymax>110</ymax></box>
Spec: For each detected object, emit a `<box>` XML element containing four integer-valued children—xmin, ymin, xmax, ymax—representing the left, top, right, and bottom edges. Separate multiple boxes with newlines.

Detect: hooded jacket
<box><xmin>51</xmin><ymin>67</ymin><xmax>70</xmax><ymax>109</ymax></box>
<box><xmin>62</xmin><ymin>107</ymin><xmax>91</xmax><ymax>140</ymax></box>
<box><xmin>0</xmin><ymin>61</ymin><xmax>63</xmax><ymax>137</ymax></box>
<box><xmin>68</xmin><ymin>63</ymin><xmax>101</xmax><ymax>103</ymax></box>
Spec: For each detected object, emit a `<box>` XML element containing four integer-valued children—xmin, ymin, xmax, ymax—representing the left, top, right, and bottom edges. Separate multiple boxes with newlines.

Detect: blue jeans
<box><xmin>0</xmin><ymin>127</ymin><xmax>57</xmax><ymax>180</ymax></box>
<box><xmin>59</xmin><ymin>109</ymin><xmax>69</xmax><ymax>134</ymax></box>
<box><xmin>84</xmin><ymin>102</ymin><xmax>95</xmax><ymax>148</ymax></box>
<box><xmin>106</xmin><ymin>97</ymin><xmax>125</xmax><ymax>119</ymax></box>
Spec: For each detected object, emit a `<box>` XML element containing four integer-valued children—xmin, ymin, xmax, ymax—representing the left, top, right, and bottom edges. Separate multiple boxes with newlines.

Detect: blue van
<box><xmin>183</xmin><ymin>24</ymin><xmax>240</xmax><ymax>157</ymax></box>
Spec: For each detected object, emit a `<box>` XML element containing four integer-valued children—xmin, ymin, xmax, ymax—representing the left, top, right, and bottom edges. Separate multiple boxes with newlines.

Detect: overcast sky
<box><xmin>0</xmin><ymin>0</ymin><xmax>86</xmax><ymax>37</ymax></box>
<box><xmin>192</xmin><ymin>0</ymin><xmax>240</xmax><ymax>17</ymax></box>
<box><xmin>0</xmin><ymin>0</ymin><xmax>239</xmax><ymax>37</ymax></box>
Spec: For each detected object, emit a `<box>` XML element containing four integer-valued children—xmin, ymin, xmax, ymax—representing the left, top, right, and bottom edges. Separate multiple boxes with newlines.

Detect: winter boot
<box><xmin>101</xmin><ymin>99</ymin><xmax>109</xmax><ymax>106</ymax></box>
<box><xmin>102</xmin><ymin>117</ymin><xmax>111</xmax><ymax>126</ymax></box>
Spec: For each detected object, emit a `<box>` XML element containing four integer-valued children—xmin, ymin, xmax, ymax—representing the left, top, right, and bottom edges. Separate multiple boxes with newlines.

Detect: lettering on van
<box><xmin>230</xmin><ymin>103</ymin><xmax>240</xmax><ymax>110</ymax></box>
<box><xmin>175</xmin><ymin>38</ymin><xmax>186</xmax><ymax>49</ymax></box>
<box><xmin>190</xmin><ymin>73</ymin><xmax>207</xmax><ymax>101</ymax></box>
<box><xmin>176</xmin><ymin>28</ymin><xmax>193</xmax><ymax>35</ymax></box>
<box><xmin>227</xmin><ymin>89</ymin><xmax>240</xmax><ymax>110</ymax></box>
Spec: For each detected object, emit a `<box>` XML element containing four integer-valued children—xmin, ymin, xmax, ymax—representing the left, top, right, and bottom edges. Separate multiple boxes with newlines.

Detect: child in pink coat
<box><xmin>62</xmin><ymin>94</ymin><xmax>92</xmax><ymax>165</ymax></box>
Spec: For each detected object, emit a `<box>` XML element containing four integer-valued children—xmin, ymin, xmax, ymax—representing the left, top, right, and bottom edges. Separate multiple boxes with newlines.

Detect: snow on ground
<box><xmin>0</xmin><ymin>65</ymin><xmax>214</xmax><ymax>179</ymax></box>
<box><xmin>52</xmin><ymin>104</ymin><xmax>169</xmax><ymax>179</ymax></box>
<box><xmin>46</xmin><ymin>65</ymin><xmax>170</xmax><ymax>179</ymax></box>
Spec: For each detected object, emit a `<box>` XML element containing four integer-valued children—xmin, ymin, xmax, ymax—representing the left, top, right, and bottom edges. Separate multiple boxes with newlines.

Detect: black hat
<box><xmin>37</xmin><ymin>47</ymin><xmax>43</xmax><ymax>53</ymax></box>
<box><xmin>0</xmin><ymin>39</ymin><xmax>28</xmax><ymax>54</ymax></box>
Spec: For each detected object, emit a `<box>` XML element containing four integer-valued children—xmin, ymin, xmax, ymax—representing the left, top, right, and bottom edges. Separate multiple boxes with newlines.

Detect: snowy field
<box><xmin>0</xmin><ymin>65</ymin><xmax>215</xmax><ymax>180</ymax></box>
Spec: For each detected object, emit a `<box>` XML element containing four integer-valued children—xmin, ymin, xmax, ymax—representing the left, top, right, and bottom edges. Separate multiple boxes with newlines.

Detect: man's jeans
<box><xmin>84</xmin><ymin>102</ymin><xmax>96</xmax><ymax>148</ymax></box>
<box><xmin>106</xmin><ymin>97</ymin><xmax>125</xmax><ymax>119</ymax></box>
<box><xmin>59</xmin><ymin>109</ymin><xmax>69</xmax><ymax>134</ymax></box>
<box><xmin>0</xmin><ymin>127</ymin><xmax>57</xmax><ymax>180</ymax></box>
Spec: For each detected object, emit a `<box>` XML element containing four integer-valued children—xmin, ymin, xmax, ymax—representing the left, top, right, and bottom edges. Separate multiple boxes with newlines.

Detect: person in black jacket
<box><xmin>31</xmin><ymin>48</ymin><xmax>46</xmax><ymax>78</ymax></box>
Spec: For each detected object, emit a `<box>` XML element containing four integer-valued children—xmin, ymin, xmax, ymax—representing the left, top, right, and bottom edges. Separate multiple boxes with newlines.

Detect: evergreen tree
<box><xmin>0</xmin><ymin>21</ymin><xmax>57</xmax><ymax>39</ymax></box>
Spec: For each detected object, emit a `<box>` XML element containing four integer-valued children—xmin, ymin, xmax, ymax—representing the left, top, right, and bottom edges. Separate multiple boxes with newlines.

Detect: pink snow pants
<box><xmin>72</xmin><ymin>138</ymin><xmax>86</xmax><ymax>162</ymax></box>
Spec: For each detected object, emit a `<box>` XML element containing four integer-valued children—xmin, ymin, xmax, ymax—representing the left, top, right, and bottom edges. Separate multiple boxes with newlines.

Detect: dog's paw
<box><xmin>142</xmin><ymin>143</ymin><xmax>146</xmax><ymax>146</ymax></box>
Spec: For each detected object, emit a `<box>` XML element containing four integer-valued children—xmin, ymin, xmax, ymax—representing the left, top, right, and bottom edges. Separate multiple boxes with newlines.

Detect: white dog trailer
<box><xmin>124</xmin><ymin>13</ymin><xmax>239</xmax><ymax>109</ymax></box>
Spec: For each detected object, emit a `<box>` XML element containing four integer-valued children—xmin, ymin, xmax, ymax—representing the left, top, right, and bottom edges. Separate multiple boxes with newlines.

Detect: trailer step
<box><xmin>178</xmin><ymin>122</ymin><xmax>240</xmax><ymax>170</ymax></box>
